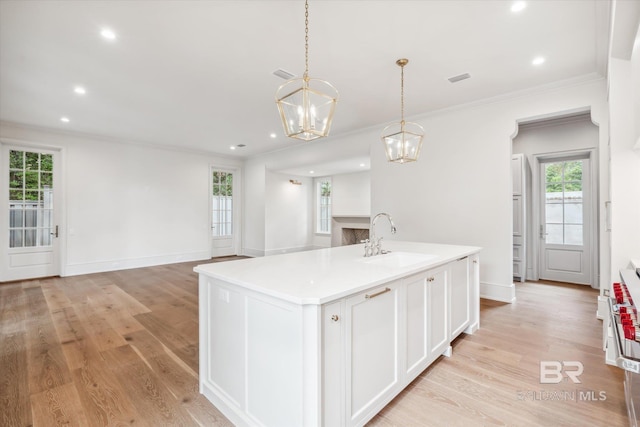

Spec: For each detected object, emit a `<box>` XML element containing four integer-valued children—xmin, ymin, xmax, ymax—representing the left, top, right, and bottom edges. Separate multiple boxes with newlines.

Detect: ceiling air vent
<box><xmin>448</xmin><ymin>73</ymin><xmax>471</xmax><ymax>83</ymax></box>
<box><xmin>273</xmin><ymin>68</ymin><xmax>296</xmax><ymax>80</ymax></box>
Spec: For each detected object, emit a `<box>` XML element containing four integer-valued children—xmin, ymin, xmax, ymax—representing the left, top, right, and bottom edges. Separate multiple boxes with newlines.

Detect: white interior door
<box><xmin>211</xmin><ymin>167</ymin><xmax>236</xmax><ymax>257</ymax></box>
<box><xmin>539</xmin><ymin>156</ymin><xmax>592</xmax><ymax>285</ymax></box>
<box><xmin>1</xmin><ymin>145</ymin><xmax>60</xmax><ymax>281</ymax></box>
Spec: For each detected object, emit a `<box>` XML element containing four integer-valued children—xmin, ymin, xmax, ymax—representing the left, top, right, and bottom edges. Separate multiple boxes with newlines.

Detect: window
<box><xmin>9</xmin><ymin>150</ymin><xmax>54</xmax><ymax>248</ymax></box>
<box><xmin>212</xmin><ymin>170</ymin><xmax>233</xmax><ymax>237</ymax></box>
<box><xmin>544</xmin><ymin>160</ymin><xmax>583</xmax><ymax>245</ymax></box>
<box><xmin>316</xmin><ymin>179</ymin><xmax>331</xmax><ymax>234</ymax></box>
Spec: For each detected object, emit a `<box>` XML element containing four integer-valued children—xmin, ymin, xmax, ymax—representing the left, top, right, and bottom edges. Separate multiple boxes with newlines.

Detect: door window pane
<box><xmin>564</xmin><ymin>202</ymin><xmax>583</xmax><ymax>224</ymax></box>
<box><xmin>565</xmin><ymin>225</ymin><xmax>583</xmax><ymax>245</ymax></box>
<box><xmin>545</xmin><ymin>203</ymin><xmax>563</xmax><ymax>223</ymax></box>
<box><xmin>545</xmin><ymin>224</ymin><xmax>563</xmax><ymax>244</ymax></box>
<box><xmin>212</xmin><ymin>170</ymin><xmax>233</xmax><ymax>237</ymax></box>
<box><xmin>7</xmin><ymin>150</ymin><xmax>54</xmax><ymax>248</ymax></box>
<box><xmin>544</xmin><ymin>159</ymin><xmax>584</xmax><ymax>245</ymax></box>
<box><xmin>10</xmin><ymin>230</ymin><xmax>23</xmax><ymax>248</ymax></box>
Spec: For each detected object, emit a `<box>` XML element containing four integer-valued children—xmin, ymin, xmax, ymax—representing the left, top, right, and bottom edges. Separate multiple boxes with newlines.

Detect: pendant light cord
<box><xmin>400</xmin><ymin>63</ymin><xmax>405</xmax><ymax>125</ymax></box>
<box><xmin>304</xmin><ymin>0</ymin><xmax>309</xmax><ymax>81</ymax></box>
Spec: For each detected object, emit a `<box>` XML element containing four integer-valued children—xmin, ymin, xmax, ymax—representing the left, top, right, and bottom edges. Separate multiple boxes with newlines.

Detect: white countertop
<box><xmin>195</xmin><ymin>241</ymin><xmax>481</xmax><ymax>305</ymax></box>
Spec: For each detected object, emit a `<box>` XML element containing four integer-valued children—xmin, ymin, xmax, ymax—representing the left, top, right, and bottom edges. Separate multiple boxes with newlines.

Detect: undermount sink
<box><xmin>357</xmin><ymin>252</ymin><xmax>438</xmax><ymax>268</ymax></box>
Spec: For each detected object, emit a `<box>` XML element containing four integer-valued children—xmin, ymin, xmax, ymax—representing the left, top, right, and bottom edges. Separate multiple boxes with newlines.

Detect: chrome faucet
<box><xmin>364</xmin><ymin>213</ymin><xmax>397</xmax><ymax>257</ymax></box>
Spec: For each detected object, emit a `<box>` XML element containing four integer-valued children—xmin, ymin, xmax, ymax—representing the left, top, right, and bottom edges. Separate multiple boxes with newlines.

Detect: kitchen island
<box><xmin>195</xmin><ymin>241</ymin><xmax>481</xmax><ymax>427</ymax></box>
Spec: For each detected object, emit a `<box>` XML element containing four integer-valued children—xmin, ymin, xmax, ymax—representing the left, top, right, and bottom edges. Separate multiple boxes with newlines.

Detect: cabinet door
<box><xmin>512</xmin><ymin>154</ymin><xmax>523</xmax><ymax>195</ymax></box>
<box><xmin>323</xmin><ymin>301</ymin><xmax>344</xmax><ymax>427</ymax></box>
<box><xmin>428</xmin><ymin>267</ymin><xmax>449</xmax><ymax>358</ymax></box>
<box><xmin>345</xmin><ymin>282</ymin><xmax>400</xmax><ymax>425</ymax></box>
<box><xmin>405</xmin><ymin>272</ymin><xmax>429</xmax><ymax>380</ymax></box>
<box><xmin>449</xmin><ymin>257</ymin><xmax>471</xmax><ymax>340</ymax></box>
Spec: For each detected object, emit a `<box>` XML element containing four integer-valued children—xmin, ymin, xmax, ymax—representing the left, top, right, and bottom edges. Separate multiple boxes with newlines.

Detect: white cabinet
<box><xmin>427</xmin><ymin>267</ymin><xmax>449</xmax><ymax>358</ymax></box>
<box><xmin>322</xmin><ymin>259</ymin><xmax>478</xmax><ymax>426</ymax></box>
<box><xmin>322</xmin><ymin>301</ymin><xmax>343</xmax><ymax>427</ymax></box>
<box><xmin>405</xmin><ymin>272</ymin><xmax>429</xmax><ymax>379</ymax></box>
<box><xmin>404</xmin><ymin>266</ymin><xmax>447</xmax><ymax>380</ymax></box>
<box><xmin>197</xmin><ymin>246</ymin><xmax>481</xmax><ymax>427</ymax></box>
<box><xmin>345</xmin><ymin>283</ymin><xmax>401</xmax><ymax>426</ymax></box>
<box><xmin>449</xmin><ymin>257</ymin><xmax>471</xmax><ymax>340</ymax></box>
<box><xmin>512</xmin><ymin>153</ymin><xmax>528</xmax><ymax>282</ymax></box>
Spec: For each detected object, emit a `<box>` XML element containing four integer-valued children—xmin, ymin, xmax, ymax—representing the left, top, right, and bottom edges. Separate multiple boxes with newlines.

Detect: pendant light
<box><xmin>275</xmin><ymin>0</ymin><xmax>338</xmax><ymax>141</ymax></box>
<box><xmin>381</xmin><ymin>59</ymin><xmax>424</xmax><ymax>163</ymax></box>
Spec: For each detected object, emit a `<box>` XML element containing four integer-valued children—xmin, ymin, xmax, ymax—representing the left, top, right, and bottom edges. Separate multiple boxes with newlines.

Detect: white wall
<box><xmin>332</xmin><ymin>171</ymin><xmax>371</xmax><ymax>217</ymax></box>
<box><xmin>243</xmin><ymin>133</ymin><xmax>370</xmax><ymax>255</ymax></box>
<box><xmin>264</xmin><ymin>171</ymin><xmax>313</xmax><ymax>255</ymax></box>
<box><xmin>609</xmin><ymin>57</ymin><xmax>640</xmax><ymax>276</ymax></box>
<box><xmin>0</xmin><ymin>122</ymin><xmax>242</xmax><ymax>276</ymax></box>
<box><xmin>513</xmin><ymin>116</ymin><xmax>600</xmax><ymax>282</ymax></box>
<box><xmin>243</xmin><ymin>157</ymin><xmax>266</xmax><ymax>257</ymax></box>
<box><xmin>607</xmin><ymin>2</ymin><xmax>640</xmax><ymax>278</ymax></box>
<box><xmin>369</xmin><ymin>79</ymin><xmax>607</xmax><ymax>302</ymax></box>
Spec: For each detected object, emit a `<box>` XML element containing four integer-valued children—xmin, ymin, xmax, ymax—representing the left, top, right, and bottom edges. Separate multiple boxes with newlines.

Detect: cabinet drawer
<box><xmin>513</xmin><ymin>261</ymin><xmax>523</xmax><ymax>277</ymax></box>
<box><xmin>513</xmin><ymin>245</ymin><xmax>522</xmax><ymax>261</ymax></box>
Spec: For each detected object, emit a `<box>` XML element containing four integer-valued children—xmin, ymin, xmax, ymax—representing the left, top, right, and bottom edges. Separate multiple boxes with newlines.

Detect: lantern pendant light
<box><xmin>381</xmin><ymin>58</ymin><xmax>424</xmax><ymax>163</ymax></box>
<box><xmin>275</xmin><ymin>0</ymin><xmax>338</xmax><ymax>141</ymax></box>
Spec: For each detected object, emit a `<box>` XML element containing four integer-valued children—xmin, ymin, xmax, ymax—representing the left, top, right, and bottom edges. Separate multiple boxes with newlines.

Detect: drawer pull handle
<box><xmin>365</xmin><ymin>287</ymin><xmax>391</xmax><ymax>299</ymax></box>
<box><xmin>330</xmin><ymin>314</ymin><xmax>339</xmax><ymax>322</ymax></box>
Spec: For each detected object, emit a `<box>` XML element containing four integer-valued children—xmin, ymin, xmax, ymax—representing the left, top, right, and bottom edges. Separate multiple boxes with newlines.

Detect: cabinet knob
<box><xmin>330</xmin><ymin>314</ymin><xmax>339</xmax><ymax>322</ymax></box>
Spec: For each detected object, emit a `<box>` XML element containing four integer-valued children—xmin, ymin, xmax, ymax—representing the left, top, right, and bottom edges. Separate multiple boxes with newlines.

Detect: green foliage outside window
<box><xmin>545</xmin><ymin>160</ymin><xmax>582</xmax><ymax>193</ymax></box>
<box><xmin>320</xmin><ymin>181</ymin><xmax>331</xmax><ymax>197</ymax></box>
<box><xmin>9</xmin><ymin>150</ymin><xmax>53</xmax><ymax>201</ymax></box>
<box><xmin>212</xmin><ymin>171</ymin><xmax>233</xmax><ymax>196</ymax></box>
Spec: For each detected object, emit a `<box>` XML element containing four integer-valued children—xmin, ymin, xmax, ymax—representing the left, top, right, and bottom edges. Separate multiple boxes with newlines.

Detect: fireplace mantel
<box><xmin>331</xmin><ymin>215</ymin><xmax>370</xmax><ymax>247</ymax></box>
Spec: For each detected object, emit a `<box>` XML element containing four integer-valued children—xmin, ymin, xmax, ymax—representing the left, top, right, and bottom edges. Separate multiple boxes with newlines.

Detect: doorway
<box><xmin>512</xmin><ymin>112</ymin><xmax>599</xmax><ymax>287</ymax></box>
<box><xmin>210</xmin><ymin>167</ymin><xmax>239</xmax><ymax>257</ymax></box>
<box><xmin>1</xmin><ymin>145</ymin><xmax>61</xmax><ymax>281</ymax></box>
<box><xmin>537</xmin><ymin>154</ymin><xmax>593</xmax><ymax>285</ymax></box>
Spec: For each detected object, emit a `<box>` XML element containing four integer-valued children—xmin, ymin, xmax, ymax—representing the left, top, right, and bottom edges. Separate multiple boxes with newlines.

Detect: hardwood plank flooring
<box><xmin>0</xmin><ymin>260</ymin><xmax>628</xmax><ymax>426</ymax></box>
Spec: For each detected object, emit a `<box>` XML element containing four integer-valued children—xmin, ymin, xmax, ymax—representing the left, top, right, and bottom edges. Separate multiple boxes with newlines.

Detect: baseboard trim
<box><xmin>241</xmin><ymin>248</ymin><xmax>265</xmax><ymax>258</ymax></box>
<box><xmin>63</xmin><ymin>250</ymin><xmax>210</xmax><ymax>277</ymax></box>
<box><xmin>480</xmin><ymin>281</ymin><xmax>516</xmax><ymax>303</ymax></box>
<box><xmin>263</xmin><ymin>246</ymin><xmax>316</xmax><ymax>257</ymax></box>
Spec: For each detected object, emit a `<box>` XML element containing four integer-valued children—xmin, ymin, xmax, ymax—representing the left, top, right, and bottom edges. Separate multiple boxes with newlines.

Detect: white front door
<box><xmin>1</xmin><ymin>145</ymin><xmax>61</xmax><ymax>281</ymax></box>
<box><xmin>539</xmin><ymin>156</ymin><xmax>592</xmax><ymax>285</ymax></box>
<box><xmin>211</xmin><ymin>167</ymin><xmax>236</xmax><ymax>257</ymax></box>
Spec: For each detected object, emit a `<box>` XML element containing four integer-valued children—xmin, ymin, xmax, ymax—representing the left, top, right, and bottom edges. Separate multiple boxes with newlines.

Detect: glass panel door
<box><xmin>2</xmin><ymin>145</ymin><xmax>60</xmax><ymax>281</ymax></box>
<box><xmin>211</xmin><ymin>168</ymin><xmax>236</xmax><ymax>257</ymax></box>
<box><xmin>539</xmin><ymin>156</ymin><xmax>591</xmax><ymax>285</ymax></box>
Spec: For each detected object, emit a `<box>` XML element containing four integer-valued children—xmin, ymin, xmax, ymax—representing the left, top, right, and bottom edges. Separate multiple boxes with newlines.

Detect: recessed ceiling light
<box><xmin>229</xmin><ymin>146</ymin><xmax>236</xmax><ymax>150</ymax></box>
<box><xmin>309</xmin><ymin>170</ymin><xmax>315</xmax><ymax>174</ymax></box>
<box><xmin>60</xmin><ymin>117</ymin><xmax>70</xmax><ymax>123</ymax></box>
<box><xmin>74</xmin><ymin>86</ymin><xmax>86</xmax><ymax>95</ymax></box>
<box><xmin>101</xmin><ymin>28</ymin><xmax>117</xmax><ymax>41</ymax></box>
<box><xmin>360</xmin><ymin>163</ymin><xmax>366</xmax><ymax>167</ymax></box>
<box><xmin>270</xmin><ymin>133</ymin><xmax>277</xmax><ymax>139</ymax></box>
<box><xmin>532</xmin><ymin>56</ymin><xmax>546</xmax><ymax>66</ymax></box>
<box><xmin>511</xmin><ymin>1</ymin><xmax>526</xmax><ymax>13</ymax></box>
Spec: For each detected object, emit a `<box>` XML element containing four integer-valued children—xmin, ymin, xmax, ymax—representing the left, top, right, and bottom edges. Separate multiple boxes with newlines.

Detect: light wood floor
<box><xmin>0</xmin><ymin>260</ymin><xmax>628</xmax><ymax>426</ymax></box>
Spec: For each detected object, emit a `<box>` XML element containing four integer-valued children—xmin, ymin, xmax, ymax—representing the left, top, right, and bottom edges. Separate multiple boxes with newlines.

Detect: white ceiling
<box><xmin>0</xmin><ymin>0</ymin><xmax>609</xmax><ymax>174</ymax></box>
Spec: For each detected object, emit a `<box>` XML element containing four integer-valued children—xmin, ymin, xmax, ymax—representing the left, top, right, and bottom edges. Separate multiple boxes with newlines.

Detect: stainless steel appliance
<box><xmin>605</xmin><ymin>268</ymin><xmax>640</xmax><ymax>426</ymax></box>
